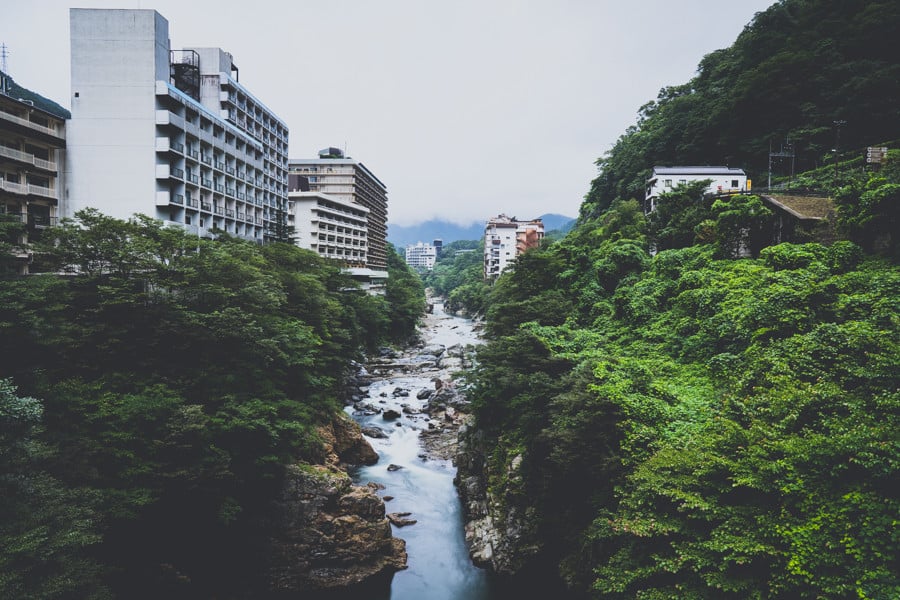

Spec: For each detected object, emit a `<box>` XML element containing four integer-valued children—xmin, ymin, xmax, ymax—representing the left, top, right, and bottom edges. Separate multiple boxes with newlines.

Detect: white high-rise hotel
<box><xmin>67</xmin><ymin>9</ymin><xmax>288</xmax><ymax>242</ymax></box>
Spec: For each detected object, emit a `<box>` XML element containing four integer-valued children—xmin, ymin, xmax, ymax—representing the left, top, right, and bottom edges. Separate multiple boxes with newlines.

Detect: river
<box><xmin>344</xmin><ymin>301</ymin><xmax>493</xmax><ymax>600</ymax></box>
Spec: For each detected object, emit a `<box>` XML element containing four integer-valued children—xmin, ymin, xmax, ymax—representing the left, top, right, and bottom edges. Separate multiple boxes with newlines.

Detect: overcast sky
<box><xmin>4</xmin><ymin>1</ymin><xmax>774</xmax><ymax>226</ymax></box>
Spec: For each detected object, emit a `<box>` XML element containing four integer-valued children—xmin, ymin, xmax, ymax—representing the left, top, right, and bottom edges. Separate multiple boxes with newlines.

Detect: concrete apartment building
<box><xmin>645</xmin><ymin>166</ymin><xmax>748</xmax><ymax>212</ymax></box>
<box><xmin>287</xmin><ymin>176</ymin><xmax>370</xmax><ymax>268</ymax></box>
<box><xmin>67</xmin><ymin>9</ymin><xmax>289</xmax><ymax>243</ymax></box>
<box><xmin>404</xmin><ymin>241</ymin><xmax>437</xmax><ymax>271</ymax></box>
<box><xmin>0</xmin><ymin>70</ymin><xmax>69</xmax><ymax>274</ymax></box>
<box><xmin>289</xmin><ymin>148</ymin><xmax>388</xmax><ymax>284</ymax></box>
<box><xmin>484</xmin><ymin>214</ymin><xmax>544</xmax><ymax>279</ymax></box>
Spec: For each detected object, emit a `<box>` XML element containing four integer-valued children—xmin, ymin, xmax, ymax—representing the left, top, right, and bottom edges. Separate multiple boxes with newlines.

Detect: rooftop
<box><xmin>763</xmin><ymin>194</ymin><xmax>835</xmax><ymax>220</ymax></box>
<box><xmin>651</xmin><ymin>166</ymin><xmax>746</xmax><ymax>176</ymax></box>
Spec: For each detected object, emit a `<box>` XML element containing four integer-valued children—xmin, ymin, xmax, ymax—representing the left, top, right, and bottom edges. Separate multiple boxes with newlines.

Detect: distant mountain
<box><xmin>388</xmin><ymin>213</ymin><xmax>576</xmax><ymax>248</ymax></box>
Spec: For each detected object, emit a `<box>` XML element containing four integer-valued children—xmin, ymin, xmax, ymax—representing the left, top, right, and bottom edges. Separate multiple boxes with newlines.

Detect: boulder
<box><xmin>318</xmin><ymin>414</ymin><xmax>378</xmax><ymax>467</ymax></box>
<box><xmin>265</xmin><ymin>464</ymin><xmax>407</xmax><ymax>593</ymax></box>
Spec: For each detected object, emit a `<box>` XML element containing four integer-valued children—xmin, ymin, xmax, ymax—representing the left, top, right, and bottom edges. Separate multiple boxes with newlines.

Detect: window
<box><xmin>664</xmin><ymin>179</ymin><xmax>673</xmax><ymax>187</ymax></box>
<box><xmin>679</xmin><ymin>179</ymin><xmax>687</xmax><ymax>185</ymax></box>
<box><xmin>731</xmin><ymin>179</ymin><xmax>739</xmax><ymax>188</ymax></box>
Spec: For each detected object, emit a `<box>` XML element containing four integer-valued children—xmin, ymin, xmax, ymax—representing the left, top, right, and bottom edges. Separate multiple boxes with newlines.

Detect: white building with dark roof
<box><xmin>645</xmin><ymin>166</ymin><xmax>748</xmax><ymax>212</ymax></box>
<box><xmin>1</xmin><ymin>70</ymin><xmax>69</xmax><ymax>273</ymax></box>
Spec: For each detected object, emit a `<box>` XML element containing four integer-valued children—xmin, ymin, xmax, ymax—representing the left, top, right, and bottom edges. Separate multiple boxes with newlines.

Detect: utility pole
<box><xmin>833</xmin><ymin>120</ymin><xmax>847</xmax><ymax>184</ymax></box>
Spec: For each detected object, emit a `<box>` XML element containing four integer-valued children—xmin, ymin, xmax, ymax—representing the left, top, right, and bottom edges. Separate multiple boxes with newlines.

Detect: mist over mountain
<box><xmin>388</xmin><ymin>213</ymin><xmax>576</xmax><ymax>248</ymax></box>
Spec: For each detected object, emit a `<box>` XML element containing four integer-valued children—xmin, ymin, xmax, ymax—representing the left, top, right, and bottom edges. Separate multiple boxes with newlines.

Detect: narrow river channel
<box><xmin>345</xmin><ymin>302</ymin><xmax>493</xmax><ymax>600</ymax></box>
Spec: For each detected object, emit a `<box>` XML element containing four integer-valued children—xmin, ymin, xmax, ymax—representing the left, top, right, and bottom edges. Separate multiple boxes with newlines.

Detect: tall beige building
<box><xmin>289</xmin><ymin>148</ymin><xmax>388</xmax><ymax>282</ymax></box>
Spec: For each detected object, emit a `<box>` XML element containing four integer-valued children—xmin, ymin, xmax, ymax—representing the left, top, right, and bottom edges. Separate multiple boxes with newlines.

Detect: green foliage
<box><xmin>0</xmin><ymin>211</ymin><xmax>409</xmax><ymax>596</ymax></box>
<box><xmin>385</xmin><ymin>243</ymin><xmax>426</xmax><ymax>342</ymax></box>
<box><xmin>469</xmin><ymin>191</ymin><xmax>899</xmax><ymax>597</ymax></box>
<box><xmin>583</xmin><ymin>0</ymin><xmax>900</xmax><ymax>218</ymax></box>
<box><xmin>0</xmin><ymin>379</ymin><xmax>108</xmax><ymax>599</ymax></box>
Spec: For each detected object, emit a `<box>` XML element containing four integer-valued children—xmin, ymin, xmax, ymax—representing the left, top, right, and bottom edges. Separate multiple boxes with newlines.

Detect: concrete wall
<box><xmin>67</xmin><ymin>9</ymin><xmax>169</xmax><ymax>220</ymax></box>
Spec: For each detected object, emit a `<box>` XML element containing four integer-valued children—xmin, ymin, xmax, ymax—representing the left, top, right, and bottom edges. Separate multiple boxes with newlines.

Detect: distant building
<box><xmin>405</xmin><ymin>241</ymin><xmax>437</xmax><ymax>271</ymax></box>
<box><xmin>645</xmin><ymin>166</ymin><xmax>748</xmax><ymax>212</ymax></box>
<box><xmin>1</xmin><ymin>69</ymin><xmax>69</xmax><ymax>274</ymax></box>
<box><xmin>289</xmin><ymin>148</ymin><xmax>388</xmax><ymax>290</ymax></box>
<box><xmin>287</xmin><ymin>189</ymin><xmax>369</xmax><ymax>267</ymax></box>
<box><xmin>289</xmin><ymin>149</ymin><xmax>388</xmax><ymax>270</ymax></box>
<box><xmin>67</xmin><ymin>8</ymin><xmax>289</xmax><ymax>243</ymax></box>
<box><xmin>483</xmin><ymin>214</ymin><xmax>544</xmax><ymax>279</ymax></box>
<box><xmin>432</xmin><ymin>238</ymin><xmax>442</xmax><ymax>259</ymax></box>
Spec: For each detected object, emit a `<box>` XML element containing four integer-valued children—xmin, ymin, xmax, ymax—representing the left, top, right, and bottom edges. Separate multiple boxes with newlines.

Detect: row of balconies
<box><xmin>0</xmin><ymin>109</ymin><xmax>65</xmax><ymax>142</ymax></box>
<box><xmin>0</xmin><ymin>179</ymin><xmax>58</xmax><ymax>200</ymax></box>
<box><xmin>0</xmin><ymin>145</ymin><xmax>58</xmax><ymax>172</ymax></box>
<box><xmin>156</xmin><ymin>110</ymin><xmax>263</xmax><ymax>163</ymax></box>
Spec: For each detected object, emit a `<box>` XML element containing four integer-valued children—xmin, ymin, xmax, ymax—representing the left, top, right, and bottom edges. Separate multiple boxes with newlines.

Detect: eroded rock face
<box><xmin>318</xmin><ymin>413</ymin><xmax>380</xmax><ymax>467</ymax></box>
<box><xmin>267</xmin><ymin>464</ymin><xmax>407</xmax><ymax>593</ymax></box>
<box><xmin>454</xmin><ymin>424</ymin><xmax>540</xmax><ymax>575</ymax></box>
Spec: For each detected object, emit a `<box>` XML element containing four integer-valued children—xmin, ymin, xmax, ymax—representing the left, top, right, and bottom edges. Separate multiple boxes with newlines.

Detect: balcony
<box><xmin>214</xmin><ymin>207</ymin><xmax>224</xmax><ymax>216</ymax></box>
<box><xmin>201</xmin><ymin>202</ymin><xmax>212</xmax><ymax>212</ymax></box>
<box><xmin>225</xmin><ymin>209</ymin><xmax>235</xmax><ymax>218</ymax></box>
<box><xmin>0</xmin><ymin>109</ymin><xmax>65</xmax><ymax>144</ymax></box>
<box><xmin>215</xmin><ymin>161</ymin><xmax>225</xmax><ymax>171</ymax></box>
<box><xmin>201</xmin><ymin>178</ymin><xmax>212</xmax><ymax>188</ymax></box>
<box><xmin>0</xmin><ymin>145</ymin><xmax>58</xmax><ymax>172</ymax></box>
<box><xmin>201</xmin><ymin>154</ymin><xmax>212</xmax><ymax>166</ymax></box>
<box><xmin>225</xmin><ymin>187</ymin><xmax>235</xmax><ymax>197</ymax></box>
<box><xmin>155</xmin><ymin>110</ymin><xmax>185</xmax><ymax>129</ymax></box>
<box><xmin>186</xmin><ymin>174</ymin><xmax>199</xmax><ymax>185</ymax></box>
<box><xmin>214</xmin><ymin>183</ymin><xmax>224</xmax><ymax>193</ymax></box>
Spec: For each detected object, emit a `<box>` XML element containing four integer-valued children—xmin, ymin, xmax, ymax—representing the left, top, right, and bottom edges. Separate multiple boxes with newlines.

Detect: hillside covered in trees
<box><xmin>0</xmin><ymin>210</ymin><xmax>424</xmax><ymax>598</ymax></box>
<box><xmin>584</xmin><ymin>0</ymin><xmax>900</xmax><ymax>218</ymax></box>
<box><xmin>456</xmin><ymin>0</ymin><xmax>900</xmax><ymax>597</ymax></box>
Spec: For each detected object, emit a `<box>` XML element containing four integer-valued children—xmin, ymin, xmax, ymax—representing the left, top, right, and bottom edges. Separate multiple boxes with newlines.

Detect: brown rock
<box><xmin>266</xmin><ymin>464</ymin><xmax>407</xmax><ymax>593</ymax></box>
<box><xmin>318</xmin><ymin>413</ymin><xmax>379</xmax><ymax>467</ymax></box>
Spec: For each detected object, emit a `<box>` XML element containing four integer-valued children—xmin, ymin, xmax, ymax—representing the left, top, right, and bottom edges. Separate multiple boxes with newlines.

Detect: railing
<box><xmin>215</xmin><ymin>161</ymin><xmax>225</xmax><ymax>171</ymax></box>
<box><xmin>214</xmin><ymin>207</ymin><xmax>224</xmax><ymax>215</ymax></box>
<box><xmin>225</xmin><ymin>187</ymin><xmax>235</xmax><ymax>196</ymax></box>
<box><xmin>225</xmin><ymin>166</ymin><xmax>235</xmax><ymax>175</ymax></box>
<box><xmin>0</xmin><ymin>145</ymin><xmax>58</xmax><ymax>171</ymax></box>
<box><xmin>29</xmin><ymin>214</ymin><xmax>58</xmax><ymax>228</ymax></box>
<box><xmin>201</xmin><ymin>154</ymin><xmax>212</xmax><ymax>165</ymax></box>
<box><xmin>172</xmin><ymin>194</ymin><xmax>184</xmax><ymax>205</ymax></box>
<box><xmin>202</xmin><ymin>178</ymin><xmax>212</xmax><ymax>188</ymax></box>
<box><xmin>0</xmin><ymin>109</ymin><xmax>64</xmax><ymax>139</ymax></box>
<box><xmin>214</xmin><ymin>183</ymin><xmax>224</xmax><ymax>193</ymax></box>
<box><xmin>186</xmin><ymin>198</ymin><xmax>198</xmax><ymax>208</ymax></box>
<box><xmin>187</xmin><ymin>174</ymin><xmax>199</xmax><ymax>184</ymax></box>
<box><xmin>28</xmin><ymin>184</ymin><xmax>58</xmax><ymax>199</ymax></box>
<box><xmin>201</xmin><ymin>202</ymin><xmax>212</xmax><ymax>212</ymax></box>
<box><xmin>171</xmin><ymin>167</ymin><xmax>185</xmax><ymax>178</ymax></box>
<box><xmin>225</xmin><ymin>209</ymin><xmax>235</xmax><ymax>218</ymax></box>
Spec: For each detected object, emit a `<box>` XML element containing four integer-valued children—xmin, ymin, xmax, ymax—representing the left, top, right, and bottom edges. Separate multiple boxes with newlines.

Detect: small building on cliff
<box><xmin>646</xmin><ymin>166</ymin><xmax>748</xmax><ymax>212</ymax></box>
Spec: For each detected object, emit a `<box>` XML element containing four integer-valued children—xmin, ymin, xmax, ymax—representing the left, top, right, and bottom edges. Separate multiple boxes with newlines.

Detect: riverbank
<box><xmin>343</xmin><ymin>300</ymin><xmax>490</xmax><ymax>599</ymax></box>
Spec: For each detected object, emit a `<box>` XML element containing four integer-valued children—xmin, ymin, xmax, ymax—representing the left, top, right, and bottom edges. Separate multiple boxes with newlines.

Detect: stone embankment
<box><xmin>454</xmin><ymin>425</ymin><xmax>539</xmax><ymax>574</ymax></box>
<box><xmin>265</xmin><ymin>413</ymin><xmax>407</xmax><ymax>594</ymax></box>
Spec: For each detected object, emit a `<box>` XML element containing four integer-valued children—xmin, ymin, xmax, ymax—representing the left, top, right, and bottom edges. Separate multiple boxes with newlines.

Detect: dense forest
<box><xmin>0</xmin><ymin>210</ymin><xmax>424</xmax><ymax>598</ymax></box>
<box><xmin>584</xmin><ymin>0</ymin><xmax>900</xmax><ymax>218</ymax></box>
<box><xmin>454</xmin><ymin>0</ymin><xmax>899</xmax><ymax>597</ymax></box>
